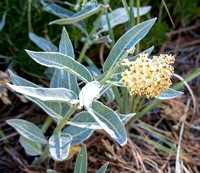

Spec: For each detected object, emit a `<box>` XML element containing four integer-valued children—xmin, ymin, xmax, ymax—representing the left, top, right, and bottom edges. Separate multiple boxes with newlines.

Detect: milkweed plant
<box><xmin>6</xmin><ymin>1</ymin><xmax>183</xmax><ymax>172</ymax></box>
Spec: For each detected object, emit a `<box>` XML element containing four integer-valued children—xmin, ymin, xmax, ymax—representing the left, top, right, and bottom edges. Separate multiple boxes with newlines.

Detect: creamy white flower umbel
<box><xmin>121</xmin><ymin>53</ymin><xmax>175</xmax><ymax>98</ymax></box>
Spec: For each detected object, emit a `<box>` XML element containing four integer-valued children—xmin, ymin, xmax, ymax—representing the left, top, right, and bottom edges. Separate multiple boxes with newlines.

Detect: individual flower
<box><xmin>120</xmin><ymin>53</ymin><xmax>175</xmax><ymax>98</ymax></box>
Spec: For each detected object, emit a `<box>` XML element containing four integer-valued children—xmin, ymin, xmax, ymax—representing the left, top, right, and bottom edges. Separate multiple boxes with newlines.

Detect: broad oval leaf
<box><xmin>7</xmin><ymin>84</ymin><xmax>78</xmax><ymax>104</ymax></box>
<box><xmin>157</xmin><ymin>88</ymin><xmax>184</xmax><ymax>100</ymax></box>
<box><xmin>49</xmin><ymin>132</ymin><xmax>72</xmax><ymax>161</ymax></box>
<box><xmin>29</xmin><ymin>32</ymin><xmax>57</xmax><ymax>52</ymax></box>
<box><xmin>62</xmin><ymin>126</ymin><xmax>93</xmax><ymax>146</ymax></box>
<box><xmin>50</xmin><ymin>4</ymin><xmax>109</xmax><ymax>25</ymax></box>
<box><xmin>9</xmin><ymin>70</ymin><xmax>62</xmax><ymax>120</ymax></box>
<box><xmin>74</xmin><ymin>144</ymin><xmax>87</xmax><ymax>173</ymax></box>
<box><xmin>103</xmin><ymin>18</ymin><xmax>157</xmax><ymax>73</ymax></box>
<box><xmin>69</xmin><ymin>111</ymin><xmax>135</xmax><ymax>129</ymax></box>
<box><xmin>79</xmin><ymin>81</ymin><xmax>100</xmax><ymax>108</ymax></box>
<box><xmin>88</xmin><ymin>101</ymin><xmax>127</xmax><ymax>146</ymax></box>
<box><xmin>41</xmin><ymin>0</ymin><xmax>87</xmax><ymax>34</ymax></box>
<box><xmin>97</xmin><ymin>6</ymin><xmax>151</xmax><ymax>33</ymax></box>
<box><xmin>6</xmin><ymin>119</ymin><xmax>47</xmax><ymax>144</ymax></box>
<box><xmin>26</xmin><ymin>50</ymin><xmax>93</xmax><ymax>83</ymax></box>
<box><xmin>96</xmin><ymin>162</ymin><xmax>109</xmax><ymax>173</ymax></box>
<box><xmin>51</xmin><ymin>27</ymin><xmax>80</xmax><ymax>95</ymax></box>
<box><xmin>19</xmin><ymin>136</ymin><xmax>42</xmax><ymax>156</ymax></box>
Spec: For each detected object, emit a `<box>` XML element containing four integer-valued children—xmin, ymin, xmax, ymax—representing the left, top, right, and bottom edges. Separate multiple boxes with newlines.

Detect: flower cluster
<box><xmin>120</xmin><ymin>53</ymin><xmax>175</xmax><ymax>98</ymax></box>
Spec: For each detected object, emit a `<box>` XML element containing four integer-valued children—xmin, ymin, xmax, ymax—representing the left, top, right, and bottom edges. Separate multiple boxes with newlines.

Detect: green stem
<box><xmin>136</xmin><ymin>0</ymin><xmax>140</xmax><ymax>54</ymax></box>
<box><xmin>127</xmin><ymin>68</ymin><xmax>200</xmax><ymax>127</ymax></box>
<box><xmin>78</xmin><ymin>10</ymin><xmax>105</xmax><ymax>63</ymax></box>
<box><xmin>28</xmin><ymin>0</ymin><xmax>32</xmax><ymax>32</ymax></box>
<box><xmin>105</xmin><ymin>8</ymin><xmax>115</xmax><ymax>46</ymax></box>
<box><xmin>122</xmin><ymin>0</ymin><xmax>130</xmax><ymax>29</ymax></box>
<box><xmin>136</xmin><ymin>95</ymin><xmax>146</xmax><ymax>112</ymax></box>
<box><xmin>32</xmin><ymin>103</ymin><xmax>79</xmax><ymax>165</ymax></box>
<box><xmin>31</xmin><ymin>143</ymin><xmax>49</xmax><ymax>165</ymax></box>
<box><xmin>131</xmin><ymin>94</ymin><xmax>140</xmax><ymax>113</ymax></box>
<box><xmin>41</xmin><ymin>116</ymin><xmax>52</xmax><ymax>133</ymax></box>
<box><xmin>129</xmin><ymin>0</ymin><xmax>135</xmax><ymax>28</ymax></box>
<box><xmin>100</xmin><ymin>51</ymin><xmax>129</xmax><ymax>85</ymax></box>
<box><xmin>112</xmin><ymin>86</ymin><xmax>123</xmax><ymax>111</ymax></box>
<box><xmin>123</xmin><ymin>88</ymin><xmax>129</xmax><ymax>114</ymax></box>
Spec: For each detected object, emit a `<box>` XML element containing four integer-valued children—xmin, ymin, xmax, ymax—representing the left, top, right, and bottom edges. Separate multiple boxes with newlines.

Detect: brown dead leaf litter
<box><xmin>1</xmin><ymin>22</ymin><xmax>200</xmax><ymax>172</ymax></box>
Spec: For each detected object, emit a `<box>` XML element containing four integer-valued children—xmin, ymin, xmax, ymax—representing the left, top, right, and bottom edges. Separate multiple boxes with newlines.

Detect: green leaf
<box><xmin>9</xmin><ymin>70</ymin><xmax>62</xmax><ymax>120</ymax></box>
<box><xmin>103</xmin><ymin>18</ymin><xmax>157</xmax><ymax>72</ymax></box>
<box><xmin>88</xmin><ymin>101</ymin><xmax>127</xmax><ymax>146</ymax></box>
<box><xmin>97</xmin><ymin>6</ymin><xmax>151</xmax><ymax>32</ymax></box>
<box><xmin>62</xmin><ymin>126</ymin><xmax>93</xmax><ymax>146</ymax></box>
<box><xmin>19</xmin><ymin>136</ymin><xmax>42</xmax><ymax>156</ymax></box>
<box><xmin>74</xmin><ymin>144</ymin><xmax>87</xmax><ymax>173</ymax></box>
<box><xmin>157</xmin><ymin>88</ymin><xmax>184</xmax><ymax>99</ymax></box>
<box><xmin>96</xmin><ymin>162</ymin><xmax>109</xmax><ymax>173</ymax></box>
<box><xmin>79</xmin><ymin>81</ymin><xmax>100</xmax><ymax>108</ymax></box>
<box><xmin>69</xmin><ymin>111</ymin><xmax>135</xmax><ymax>129</ymax></box>
<box><xmin>50</xmin><ymin>4</ymin><xmax>109</xmax><ymax>25</ymax></box>
<box><xmin>7</xmin><ymin>84</ymin><xmax>78</xmax><ymax>104</ymax></box>
<box><xmin>6</xmin><ymin>119</ymin><xmax>47</xmax><ymax>144</ymax></box>
<box><xmin>59</xmin><ymin>27</ymin><xmax>75</xmax><ymax>58</ymax></box>
<box><xmin>82</xmin><ymin>35</ymin><xmax>112</xmax><ymax>45</ymax></box>
<box><xmin>49</xmin><ymin>132</ymin><xmax>72</xmax><ymax>161</ymax></box>
<box><xmin>0</xmin><ymin>12</ymin><xmax>6</xmax><ymax>31</ymax></box>
<box><xmin>41</xmin><ymin>0</ymin><xmax>87</xmax><ymax>34</ymax></box>
<box><xmin>26</xmin><ymin>50</ymin><xmax>93</xmax><ymax>83</ymax></box>
<box><xmin>50</xmin><ymin>27</ymin><xmax>80</xmax><ymax>95</ymax></box>
<box><xmin>47</xmin><ymin>169</ymin><xmax>57</xmax><ymax>173</ymax></box>
<box><xmin>129</xmin><ymin>46</ymin><xmax>154</xmax><ymax>61</ymax></box>
<box><xmin>29</xmin><ymin>32</ymin><xmax>57</xmax><ymax>52</ymax></box>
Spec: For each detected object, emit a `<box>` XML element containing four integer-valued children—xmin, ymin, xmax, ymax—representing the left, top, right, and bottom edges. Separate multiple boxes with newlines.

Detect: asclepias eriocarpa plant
<box><xmin>6</xmin><ymin>17</ymin><xmax>183</xmax><ymax>171</ymax></box>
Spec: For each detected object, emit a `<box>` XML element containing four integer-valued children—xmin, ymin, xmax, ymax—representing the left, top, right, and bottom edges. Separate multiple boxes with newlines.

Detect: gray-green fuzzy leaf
<box><xmin>69</xmin><ymin>111</ymin><xmax>135</xmax><ymax>129</ymax></box>
<box><xmin>6</xmin><ymin>119</ymin><xmax>47</xmax><ymax>144</ymax></box>
<box><xmin>88</xmin><ymin>101</ymin><xmax>127</xmax><ymax>146</ymax></box>
<box><xmin>103</xmin><ymin>18</ymin><xmax>157</xmax><ymax>72</ymax></box>
<box><xmin>50</xmin><ymin>4</ymin><xmax>109</xmax><ymax>25</ymax></box>
<box><xmin>29</xmin><ymin>32</ymin><xmax>57</xmax><ymax>52</ymax></box>
<box><xmin>50</xmin><ymin>27</ymin><xmax>80</xmax><ymax>95</ymax></box>
<box><xmin>41</xmin><ymin>0</ymin><xmax>86</xmax><ymax>34</ymax></box>
<box><xmin>157</xmin><ymin>88</ymin><xmax>184</xmax><ymax>100</ymax></box>
<box><xmin>19</xmin><ymin>136</ymin><xmax>42</xmax><ymax>156</ymax></box>
<box><xmin>96</xmin><ymin>162</ymin><xmax>109</xmax><ymax>173</ymax></box>
<box><xmin>26</xmin><ymin>50</ymin><xmax>93</xmax><ymax>83</ymax></box>
<box><xmin>97</xmin><ymin>6</ymin><xmax>151</xmax><ymax>33</ymax></box>
<box><xmin>62</xmin><ymin>126</ymin><xmax>93</xmax><ymax>146</ymax></box>
<box><xmin>9</xmin><ymin>70</ymin><xmax>62</xmax><ymax>120</ymax></box>
<box><xmin>74</xmin><ymin>145</ymin><xmax>87</xmax><ymax>173</ymax></box>
<box><xmin>49</xmin><ymin>132</ymin><xmax>72</xmax><ymax>161</ymax></box>
<box><xmin>7</xmin><ymin>84</ymin><xmax>78</xmax><ymax>104</ymax></box>
<box><xmin>0</xmin><ymin>12</ymin><xmax>6</xmax><ymax>31</ymax></box>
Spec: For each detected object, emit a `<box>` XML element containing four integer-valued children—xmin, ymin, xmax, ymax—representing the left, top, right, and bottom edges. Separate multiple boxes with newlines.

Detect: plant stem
<box><xmin>136</xmin><ymin>95</ymin><xmax>146</xmax><ymax>112</ymax></box>
<box><xmin>112</xmin><ymin>86</ymin><xmax>123</xmax><ymax>111</ymax></box>
<box><xmin>127</xmin><ymin>68</ymin><xmax>200</xmax><ymax>128</ymax></box>
<box><xmin>41</xmin><ymin>116</ymin><xmax>52</xmax><ymax>133</ymax></box>
<box><xmin>28</xmin><ymin>0</ymin><xmax>32</xmax><ymax>32</ymax></box>
<box><xmin>32</xmin><ymin>143</ymin><xmax>49</xmax><ymax>165</ymax></box>
<box><xmin>100</xmin><ymin>51</ymin><xmax>129</xmax><ymax>85</ymax></box>
<box><xmin>136</xmin><ymin>0</ymin><xmax>140</xmax><ymax>54</ymax></box>
<box><xmin>78</xmin><ymin>10</ymin><xmax>105</xmax><ymax>63</ymax></box>
<box><xmin>32</xmin><ymin>103</ymin><xmax>79</xmax><ymax>165</ymax></box>
<box><xmin>131</xmin><ymin>94</ymin><xmax>140</xmax><ymax>113</ymax></box>
<box><xmin>129</xmin><ymin>0</ymin><xmax>135</xmax><ymax>28</ymax></box>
